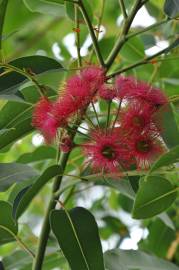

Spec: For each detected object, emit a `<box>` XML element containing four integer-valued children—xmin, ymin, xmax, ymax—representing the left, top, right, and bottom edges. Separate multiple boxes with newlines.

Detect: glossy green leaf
<box><xmin>23</xmin><ymin>0</ymin><xmax>65</xmax><ymax>15</ymax></box>
<box><xmin>132</xmin><ymin>176</ymin><xmax>177</xmax><ymax>219</ymax></box>
<box><xmin>17</xmin><ymin>145</ymin><xmax>56</xmax><ymax>163</ymax></box>
<box><xmin>0</xmin><ymin>0</ymin><xmax>8</xmax><ymax>50</ymax></box>
<box><xmin>0</xmin><ymin>201</ymin><xmax>18</xmax><ymax>245</ymax></box>
<box><xmin>0</xmin><ymin>55</ymin><xmax>63</xmax><ymax>96</ymax></box>
<box><xmin>104</xmin><ymin>249</ymin><xmax>179</xmax><ymax>270</ymax></box>
<box><xmin>13</xmin><ymin>165</ymin><xmax>63</xmax><ymax>219</ymax></box>
<box><xmin>50</xmin><ymin>207</ymin><xmax>105</xmax><ymax>270</ymax></box>
<box><xmin>139</xmin><ymin>219</ymin><xmax>175</xmax><ymax>257</ymax></box>
<box><xmin>120</xmin><ymin>36</ymin><xmax>145</xmax><ymax>62</ymax></box>
<box><xmin>158</xmin><ymin>104</ymin><xmax>179</xmax><ymax>148</ymax></box>
<box><xmin>0</xmin><ymin>162</ymin><xmax>38</xmax><ymax>191</ymax></box>
<box><xmin>164</xmin><ymin>0</ymin><xmax>179</xmax><ymax>18</ymax></box>
<box><xmin>42</xmin><ymin>0</ymin><xmax>64</xmax><ymax>4</ymax></box>
<box><xmin>0</xmin><ymin>117</ymin><xmax>33</xmax><ymax>150</ymax></box>
<box><xmin>2</xmin><ymin>250</ymin><xmax>68</xmax><ymax>270</ymax></box>
<box><xmin>150</xmin><ymin>145</ymin><xmax>179</xmax><ymax>173</ymax></box>
<box><xmin>82</xmin><ymin>174</ymin><xmax>135</xmax><ymax>199</ymax></box>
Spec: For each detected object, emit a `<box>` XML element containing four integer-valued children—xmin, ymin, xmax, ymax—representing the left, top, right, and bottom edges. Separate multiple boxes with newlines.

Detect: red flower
<box><xmin>82</xmin><ymin>129</ymin><xmax>133</xmax><ymax>173</ymax></box>
<box><xmin>120</xmin><ymin>102</ymin><xmax>157</xmax><ymax>135</ymax></box>
<box><xmin>81</xmin><ymin>66</ymin><xmax>105</xmax><ymax>91</ymax></box>
<box><xmin>32</xmin><ymin>97</ymin><xmax>58</xmax><ymax>143</ymax></box>
<box><xmin>115</xmin><ymin>76</ymin><xmax>136</xmax><ymax>100</ymax></box>
<box><xmin>128</xmin><ymin>133</ymin><xmax>165</xmax><ymax>169</ymax></box>
<box><xmin>99</xmin><ymin>84</ymin><xmax>116</xmax><ymax>101</ymax></box>
<box><xmin>115</xmin><ymin>75</ymin><xmax>168</xmax><ymax>107</ymax></box>
<box><xmin>132</xmin><ymin>81</ymin><xmax>168</xmax><ymax>107</ymax></box>
<box><xmin>52</xmin><ymin>96</ymin><xmax>75</xmax><ymax>123</ymax></box>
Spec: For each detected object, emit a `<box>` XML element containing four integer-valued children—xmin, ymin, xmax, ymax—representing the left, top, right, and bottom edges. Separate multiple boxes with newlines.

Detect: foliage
<box><xmin>0</xmin><ymin>0</ymin><xmax>179</xmax><ymax>270</ymax></box>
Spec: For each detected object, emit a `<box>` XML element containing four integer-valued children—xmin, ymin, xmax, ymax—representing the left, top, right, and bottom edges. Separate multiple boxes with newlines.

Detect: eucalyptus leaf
<box><xmin>0</xmin><ymin>201</ymin><xmax>18</xmax><ymax>245</ymax></box>
<box><xmin>132</xmin><ymin>176</ymin><xmax>177</xmax><ymax>219</ymax></box>
<box><xmin>50</xmin><ymin>207</ymin><xmax>105</xmax><ymax>270</ymax></box>
<box><xmin>104</xmin><ymin>249</ymin><xmax>179</xmax><ymax>270</ymax></box>
<box><xmin>13</xmin><ymin>165</ymin><xmax>63</xmax><ymax>219</ymax></box>
<box><xmin>0</xmin><ymin>162</ymin><xmax>38</xmax><ymax>191</ymax></box>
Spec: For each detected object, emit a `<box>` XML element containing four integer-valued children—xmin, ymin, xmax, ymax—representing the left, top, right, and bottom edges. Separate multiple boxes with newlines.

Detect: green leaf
<box><xmin>0</xmin><ymin>55</ymin><xmax>63</xmax><ymax>96</ymax></box>
<box><xmin>158</xmin><ymin>212</ymin><xmax>175</xmax><ymax>230</ymax></box>
<box><xmin>139</xmin><ymin>219</ymin><xmax>175</xmax><ymax>257</ymax></box>
<box><xmin>23</xmin><ymin>0</ymin><xmax>65</xmax><ymax>15</ymax></box>
<box><xmin>17</xmin><ymin>145</ymin><xmax>56</xmax><ymax>163</ymax></box>
<box><xmin>164</xmin><ymin>0</ymin><xmax>179</xmax><ymax>18</ymax></box>
<box><xmin>0</xmin><ymin>162</ymin><xmax>38</xmax><ymax>191</ymax></box>
<box><xmin>65</xmin><ymin>0</ymin><xmax>93</xmax><ymax>23</ymax></box>
<box><xmin>13</xmin><ymin>165</ymin><xmax>63</xmax><ymax>219</ymax></box>
<box><xmin>42</xmin><ymin>0</ymin><xmax>64</xmax><ymax>4</ymax></box>
<box><xmin>0</xmin><ymin>0</ymin><xmax>8</xmax><ymax>51</ymax></box>
<box><xmin>0</xmin><ymin>201</ymin><xmax>18</xmax><ymax>245</ymax></box>
<box><xmin>2</xmin><ymin>250</ymin><xmax>68</xmax><ymax>270</ymax></box>
<box><xmin>150</xmin><ymin>145</ymin><xmax>179</xmax><ymax>173</ymax></box>
<box><xmin>50</xmin><ymin>207</ymin><xmax>105</xmax><ymax>270</ymax></box>
<box><xmin>0</xmin><ymin>116</ymin><xmax>33</xmax><ymax>150</ymax></box>
<box><xmin>120</xmin><ymin>36</ymin><xmax>145</xmax><ymax>62</ymax></box>
<box><xmin>132</xmin><ymin>176</ymin><xmax>177</xmax><ymax>219</ymax></box>
<box><xmin>158</xmin><ymin>104</ymin><xmax>179</xmax><ymax>148</ymax></box>
<box><xmin>104</xmin><ymin>249</ymin><xmax>179</xmax><ymax>270</ymax></box>
<box><xmin>82</xmin><ymin>174</ymin><xmax>135</xmax><ymax>199</ymax></box>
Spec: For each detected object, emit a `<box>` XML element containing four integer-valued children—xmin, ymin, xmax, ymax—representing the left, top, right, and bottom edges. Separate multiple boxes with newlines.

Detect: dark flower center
<box><xmin>136</xmin><ymin>140</ymin><xmax>151</xmax><ymax>153</ymax></box>
<box><xmin>132</xmin><ymin>115</ymin><xmax>144</xmax><ymax>127</ymax></box>
<box><xmin>102</xmin><ymin>145</ymin><xmax>116</xmax><ymax>159</ymax></box>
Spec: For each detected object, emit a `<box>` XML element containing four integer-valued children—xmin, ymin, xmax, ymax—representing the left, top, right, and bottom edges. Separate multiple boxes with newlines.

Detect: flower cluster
<box><xmin>82</xmin><ymin>75</ymin><xmax>167</xmax><ymax>172</ymax></box>
<box><xmin>32</xmin><ymin>67</ymin><xmax>168</xmax><ymax>174</ymax></box>
<box><xmin>32</xmin><ymin>66</ymin><xmax>105</xmax><ymax>143</ymax></box>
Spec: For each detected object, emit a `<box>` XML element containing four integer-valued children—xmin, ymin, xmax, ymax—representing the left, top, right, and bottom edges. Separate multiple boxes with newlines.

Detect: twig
<box><xmin>106</xmin><ymin>0</ymin><xmax>144</xmax><ymax>68</ymax></box>
<box><xmin>78</xmin><ymin>0</ymin><xmax>105</xmax><ymax>67</ymax></box>
<box><xmin>75</xmin><ymin>4</ymin><xmax>82</xmax><ymax>67</ymax></box>
<box><xmin>107</xmin><ymin>38</ymin><xmax>179</xmax><ymax>79</ymax></box>
<box><xmin>119</xmin><ymin>0</ymin><xmax>128</xmax><ymax>19</ymax></box>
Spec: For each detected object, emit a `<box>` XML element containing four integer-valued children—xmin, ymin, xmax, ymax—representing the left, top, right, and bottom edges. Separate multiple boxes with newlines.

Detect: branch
<box><xmin>107</xmin><ymin>38</ymin><xmax>179</xmax><ymax>79</ymax></box>
<box><xmin>106</xmin><ymin>0</ymin><xmax>144</xmax><ymax>69</ymax></box>
<box><xmin>75</xmin><ymin>4</ymin><xmax>82</xmax><ymax>67</ymax></box>
<box><xmin>32</xmin><ymin>116</ymin><xmax>83</xmax><ymax>270</ymax></box>
<box><xmin>78</xmin><ymin>0</ymin><xmax>105</xmax><ymax>67</ymax></box>
<box><xmin>119</xmin><ymin>0</ymin><xmax>128</xmax><ymax>19</ymax></box>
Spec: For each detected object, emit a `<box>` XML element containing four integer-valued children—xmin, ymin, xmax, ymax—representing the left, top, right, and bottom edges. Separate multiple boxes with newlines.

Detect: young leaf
<box><xmin>0</xmin><ymin>201</ymin><xmax>18</xmax><ymax>245</ymax></box>
<box><xmin>132</xmin><ymin>176</ymin><xmax>177</xmax><ymax>219</ymax></box>
<box><xmin>13</xmin><ymin>165</ymin><xmax>63</xmax><ymax>219</ymax></box>
<box><xmin>104</xmin><ymin>249</ymin><xmax>179</xmax><ymax>270</ymax></box>
<box><xmin>50</xmin><ymin>207</ymin><xmax>105</xmax><ymax>270</ymax></box>
<box><xmin>0</xmin><ymin>162</ymin><xmax>38</xmax><ymax>191</ymax></box>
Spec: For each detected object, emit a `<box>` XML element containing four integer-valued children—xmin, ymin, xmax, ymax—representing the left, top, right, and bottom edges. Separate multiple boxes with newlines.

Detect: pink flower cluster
<box><xmin>32</xmin><ymin>66</ymin><xmax>105</xmax><ymax>143</ymax></box>
<box><xmin>32</xmin><ymin>66</ymin><xmax>168</xmax><ymax>173</ymax></box>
